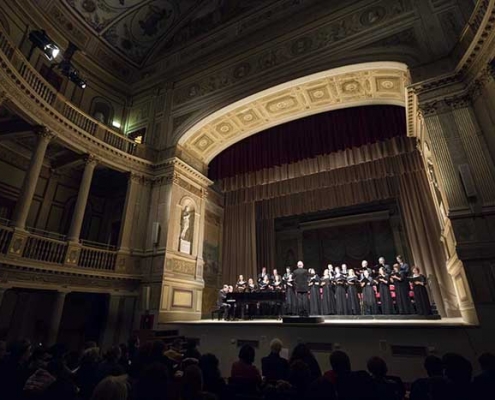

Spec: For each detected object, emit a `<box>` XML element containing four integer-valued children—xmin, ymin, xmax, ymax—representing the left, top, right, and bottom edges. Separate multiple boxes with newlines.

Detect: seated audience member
<box><xmin>306</xmin><ymin>376</ymin><xmax>337</xmax><ymax>400</ymax></box>
<box><xmin>76</xmin><ymin>346</ymin><xmax>102</xmax><ymax>400</ymax></box>
<box><xmin>442</xmin><ymin>353</ymin><xmax>473</xmax><ymax>400</ymax></box>
<box><xmin>324</xmin><ymin>350</ymin><xmax>375</xmax><ymax>400</ymax></box>
<box><xmin>410</xmin><ymin>355</ymin><xmax>445</xmax><ymax>400</ymax></box>
<box><xmin>473</xmin><ymin>352</ymin><xmax>495</xmax><ymax>400</ymax></box>
<box><xmin>91</xmin><ymin>375</ymin><xmax>128</xmax><ymax>400</ymax></box>
<box><xmin>367</xmin><ymin>356</ymin><xmax>404</xmax><ymax>400</ymax></box>
<box><xmin>230</xmin><ymin>344</ymin><xmax>262</xmax><ymax>390</ymax></box>
<box><xmin>0</xmin><ymin>339</ymin><xmax>32</xmax><ymax>400</ymax></box>
<box><xmin>183</xmin><ymin>339</ymin><xmax>201</xmax><ymax>360</ymax></box>
<box><xmin>134</xmin><ymin>361</ymin><xmax>169</xmax><ymax>400</ymax></box>
<box><xmin>164</xmin><ymin>339</ymin><xmax>184</xmax><ymax>372</ymax></box>
<box><xmin>290</xmin><ymin>343</ymin><xmax>322</xmax><ymax>382</ymax></box>
<box><xmin>24</xmin><ymin>352</ymin><xmax>79</xmax><ymax>400</ymax></box>
<box><xmin>97</xmin><ymin>345</ymin><xmax>126</xmax><ymax>382</ymax></box>
<box><xmin>199</xmin><ymin>353</ymin><xmax>226</xmax><ymax>399</ymax></box>
<box><xmin>288</xmin><ymin>359</ymin><xmax>313</xmax><ymax>398</ymax></box>
<box><xmin>181</xmin><ymin>364</ymin><xmax>209</xmax><ymax>400</ymax></box>
<box><xmin>261</xmin><ymin>338</ymin><xmax>289</xmax><ymax>382</ymax></box>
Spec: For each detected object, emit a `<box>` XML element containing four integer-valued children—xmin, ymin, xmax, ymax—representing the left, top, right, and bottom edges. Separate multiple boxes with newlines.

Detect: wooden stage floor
<box><xmin>172</xmin><ymin>316</ymin><xmax>467</xmax><ymax>327</ymax></box>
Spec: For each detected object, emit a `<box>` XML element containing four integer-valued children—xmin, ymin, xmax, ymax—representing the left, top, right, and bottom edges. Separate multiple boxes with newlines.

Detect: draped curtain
<box><xmin>209</xmin><ymin>105</ymin><xmax>406</xmax><ymax>180</ymax></box>
<box><xmin>221</xmin><ymin>202</ymin><xmax>257</xmax><ymax>285</ymax></box>
<box><xmin>398</xmin><ymin>170</ymin><xmax>459</xmax><ymax>316</ymax></box>
<box><xmin>256</xmin><ymin>218</ymin><xmax>276</xmax><ymax>272</ymax></box>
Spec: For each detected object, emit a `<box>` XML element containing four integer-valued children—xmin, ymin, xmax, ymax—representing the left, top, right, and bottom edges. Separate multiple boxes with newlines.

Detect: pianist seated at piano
<box><xmin>236</xmin><ymin>275</ymin><xmax>247</xmax><ymax>292</ymax></box>
<box><xmin>217</xmin><ymin>284</ymin><xmax>231</xmax><ymax>320</ymax></box>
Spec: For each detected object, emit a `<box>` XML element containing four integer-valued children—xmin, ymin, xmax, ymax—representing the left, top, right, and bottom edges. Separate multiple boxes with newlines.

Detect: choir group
<box><xmin>218</xmin><ymin>255</ymin><xmax>433</xmax><ymax>318</ymax></box>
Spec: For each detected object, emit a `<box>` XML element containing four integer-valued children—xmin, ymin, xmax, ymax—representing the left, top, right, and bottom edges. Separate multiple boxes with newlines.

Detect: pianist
<box><xmin>217</xmin><ymin>284</ymin><xmax>231</xmax><ymax>320</ymax></box>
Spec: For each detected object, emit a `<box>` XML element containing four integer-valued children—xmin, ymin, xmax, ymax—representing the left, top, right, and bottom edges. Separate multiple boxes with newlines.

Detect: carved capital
<box><xmin>418</xmin><ymin>101</ymin><xmax>439</xmax><ymax>117</ymax></box>
<box><xmin>83</xmin><ymin>154</ymin><xmax>99</xmax><ymax>166</ymax></box>
<box><xmin>201</xmin><ymin>188</ymin><xmax>209</xmax><ymax>199</ymax></box>
<box><xmin>445</xmin><ymin>95</ymin><xmax>471</xmax><ymax>110</ymax></box>
<box><xmin>129</xmin><ymin>173</ymin><xmax>143</xmax><ymax>183</ymax></box>
<box><xmin>34</xmin><ymin>126</ymin><xmax>56</xmax><ymax>141</ymax></box>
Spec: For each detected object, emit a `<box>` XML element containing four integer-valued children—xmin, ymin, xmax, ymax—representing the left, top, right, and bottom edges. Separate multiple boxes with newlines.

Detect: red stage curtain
<box><xmin>208</xmin><ymin>105</ymin><xmax>406</xmax><ymax>180</ymax></box>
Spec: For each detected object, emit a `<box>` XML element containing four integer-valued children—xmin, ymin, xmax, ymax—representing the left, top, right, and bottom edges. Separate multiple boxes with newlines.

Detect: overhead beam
<box><xmin>0</xmin><ymin>130</ymin><xmax>33</xmax><ymax>141</ymax></box>
<box><xmin>51</xmin><ymin>153</ymin><xmax>85</xmax><ymax>171</ymax></box>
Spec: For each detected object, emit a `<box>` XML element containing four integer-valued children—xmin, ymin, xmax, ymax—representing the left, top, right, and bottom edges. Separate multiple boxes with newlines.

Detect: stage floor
<box><xmin>174</xmin><ymin>317</ymin><xmax>467</xmax><ymax>327</ymax></box>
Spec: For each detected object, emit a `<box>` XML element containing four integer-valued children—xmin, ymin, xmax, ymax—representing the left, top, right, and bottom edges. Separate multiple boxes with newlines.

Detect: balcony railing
<box><xmin>0</xmin><ymin>25</ymin><xmax>153</xmax><ymax>161</ymax></box>
<box><xmin>23</xmin><ymin>235</ymin><xmax>67</xmax><ymax>264</ymax></box>
<box><xmin>79</xmin><ymin>246</ymin><xmax>117</xmax><ymax>271</ymax></box>
<box><xmin>0</xmin><ymin>222</ymin><xmax>131</xmax><ymax>275</ymax></box>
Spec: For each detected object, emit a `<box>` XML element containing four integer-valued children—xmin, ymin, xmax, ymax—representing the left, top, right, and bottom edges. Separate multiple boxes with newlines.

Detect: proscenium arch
<box><xmin>178</xmin><ymin>62</ymin><xmax>410</xmax><ymax>165</ymax></box>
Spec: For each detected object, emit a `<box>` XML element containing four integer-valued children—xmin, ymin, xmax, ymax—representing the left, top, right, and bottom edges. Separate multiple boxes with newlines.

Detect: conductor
<box><xmin>292</xmin><ymin>260</ymin><xmax>309</xmax><ymax>316</ymax></box>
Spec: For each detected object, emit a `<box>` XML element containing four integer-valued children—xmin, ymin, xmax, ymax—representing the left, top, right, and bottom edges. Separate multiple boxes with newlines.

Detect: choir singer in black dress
<box><xmin>321</xmin><ymin>268</ymin><xmax>336</xmax><ymax>315</ymax></box>
<box><xmin>334</xmin><ymin>266</ymin><xmax>348</xmax><ymax>315</ymax></box>
<box><xmin>391</xmin><ymin>263</ymin><xmax>413</xmax><ymax>314</ymax></box>
<box><xmin>360</xmin><ymin>269</ymin><xmax>378</xmax><ymax>315</ymax></box>
<box><xmin>377</xmin><ymin>267</ymin><xmax>394</xmax><ymax>314</ymax></box>
<box><xmin>410</xmin><ymin>267</ymin><xmax>432</xmax><ymax>315</ymax></box>
<box><xmin>347</xmin><ymin>269</ymin><xmax>361</xmax><ymax>315</ymax></box>
<box><xmin>292</xmin><ymin>260</ymin><xmax>309</xmax><ymax>317</ymax></box>
<box><xmin>283</xmin><ymin>268</ymin><xmax>296</xmax><ymax>315</ymax></box>
<box><xmin>308</xmin><ymin>268</ymin><xmax>321</xmax><ymax>315</ymax></box>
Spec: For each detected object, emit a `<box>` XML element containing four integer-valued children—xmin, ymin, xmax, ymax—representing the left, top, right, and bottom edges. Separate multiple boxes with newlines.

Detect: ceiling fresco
<box><xmin>62</xmin><ymin>0</ymin><xmax>269</xmax><ymax>64</ymax></box>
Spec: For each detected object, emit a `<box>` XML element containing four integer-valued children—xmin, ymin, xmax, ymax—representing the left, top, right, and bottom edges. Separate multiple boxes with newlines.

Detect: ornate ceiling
<box><xmin>38</xmin><ymin>0</ymin><xmax>271</xmax><ymax>65</ymax></box>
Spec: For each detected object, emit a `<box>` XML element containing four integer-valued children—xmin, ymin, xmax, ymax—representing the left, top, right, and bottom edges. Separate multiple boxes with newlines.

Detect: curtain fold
<box><xmin>219</xmin><ymin>136</ymin><xmax>416</xmax><ymax>192</ymax></box>
<box><xmin>397</xmin><ymin>170</ymin><xmax>459</xmax><ymax>316</ymax></box>
<box><xmin>256</xmin><ymin>218</ymin><xmax>276</xmax><ymax>272</ymax></box>
<box><xmin>221</xmin><ymin>202</ymin><xmax>257</xmax><ymax>285</ymax></box>
<box><xmin>209</xmin><ymin>105</ymin><xmax>406</xmax><ymax>180</ymax></box>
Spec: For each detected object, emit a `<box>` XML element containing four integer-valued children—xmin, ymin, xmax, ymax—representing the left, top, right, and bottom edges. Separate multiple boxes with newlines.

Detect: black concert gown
<box><xmin>411</xmin><ymin>275</ymin><xmax>432</xmax><ymax>315</ymax></box>
<box><xmin>377</xmin><ymin>275</ymin><xmax>394</xmax><ymax>315</ymax></box>
<box><xmin>334</xmin><ymin>276</ymin><xmax>348</xmax><ymax>315</ymax></box>
<box><xmin>283</xmin><ymin>274</ymin><xmax>296</xmax><ymax>315</ymax></box>
<box><xmin>347</xmin><ymin>277</ymin><xmax>361</xmax><ymax>315</ymax></box>
<box><xmin>309</xmin><ymin>276</ymin><xmax>321</xmax><ymax>315</ymax></box>
<box><xmin>394</xmin><ymin>271</ymin><xmax>413</xmax><ymax>314</ymax></box>
<box><xmin>361</xmin><ymin>278</ymin><xmax>378</xmax><ymax>315</ymax></box>
<box><xmin>321</xmin><ymin>277</ymin><xmax>336</xmax><ymax>315</ymax></box>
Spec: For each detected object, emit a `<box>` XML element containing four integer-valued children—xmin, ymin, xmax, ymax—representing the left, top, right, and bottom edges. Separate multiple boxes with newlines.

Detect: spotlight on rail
<box><xmin>28</xmin><ymin>30</ymin><xmax>60</xmax><ymax>61</ymax></box>
<box><xmin>68</xmin><ymin>69</ymin><xmax>87</xmax><ymax>89</ymax></box>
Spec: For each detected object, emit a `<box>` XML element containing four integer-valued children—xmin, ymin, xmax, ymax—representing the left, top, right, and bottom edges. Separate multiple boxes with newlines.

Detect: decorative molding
<box><xmin>0</xmin><ymin>262</ymin><xmax>140</xmax><ymax>292</ymax></box>
<box><xmin>166</xmin><ymin>258</ymin><xmax>196</xmax><ymax>276</ymax></box>
<box><xmin>177</xmin><ymin>62</ymin><xmax>409</xmax><ymax>164</ymax></box>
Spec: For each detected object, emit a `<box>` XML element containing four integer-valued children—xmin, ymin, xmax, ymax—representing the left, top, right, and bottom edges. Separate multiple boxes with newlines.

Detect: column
<box><xmin>46</xmin><ymin>291</ymin><xmax>68</xmax><ymax>346</ymax></box>
<box><xmin>118</xmin><ymin>173</ymin><xmax>141</xmax><ymax>251</ymax></box>
<box><xmin>101</xmin><ymin>294</ymin><xmax>122</xmax><ymax>351</ymax></box>
<box><xmin>11</xmin><ymin>126</ymin><xmax>54</xmax><ymax>230</ymax></box>
<box><xmin>67</xmin><ymin>155</ymin><xmax>98</xmax><ymax>242</ymax></box>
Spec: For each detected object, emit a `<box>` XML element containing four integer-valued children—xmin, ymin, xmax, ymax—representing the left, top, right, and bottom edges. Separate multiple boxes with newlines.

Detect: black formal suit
<box><xmin>292</xmin><ymin>267</ymin><xmax>309</xmax><ymax>315</ymax></box>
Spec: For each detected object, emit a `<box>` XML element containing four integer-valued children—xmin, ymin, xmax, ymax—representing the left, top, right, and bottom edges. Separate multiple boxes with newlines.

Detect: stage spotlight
<box><xmin>28</xmin><ymin>30</ymin><xmax>60</xmax><ymax>61</ymax></box>
<box><xmin>68</xmin><ymin>69</ymin><xmax>87</xmax><ymax>89</ymax></box>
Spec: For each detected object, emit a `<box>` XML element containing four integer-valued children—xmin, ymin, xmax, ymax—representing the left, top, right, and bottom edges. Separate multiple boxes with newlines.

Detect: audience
<box><xmin>0</xmin><ymin>333</ymin><xmax>492</xmax><ymax>400</ymax></box>
<box><xmin>261</xmin><ymin>338</ymin><xmax>289</xmax><ymax>382</ymax></box>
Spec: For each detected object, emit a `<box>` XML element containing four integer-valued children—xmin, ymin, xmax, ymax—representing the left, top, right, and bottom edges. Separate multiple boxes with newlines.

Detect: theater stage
<box><xmin>170</xmin><ymin>316</ymin><xmax>464</xmax><ymax>327</ymax></box>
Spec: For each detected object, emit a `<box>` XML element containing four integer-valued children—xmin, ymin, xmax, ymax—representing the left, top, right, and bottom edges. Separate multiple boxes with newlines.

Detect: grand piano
<box><xmin>226</xmin><ymin>291</ymin><xmax>285</xmax><ymax>319</ymax></box>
